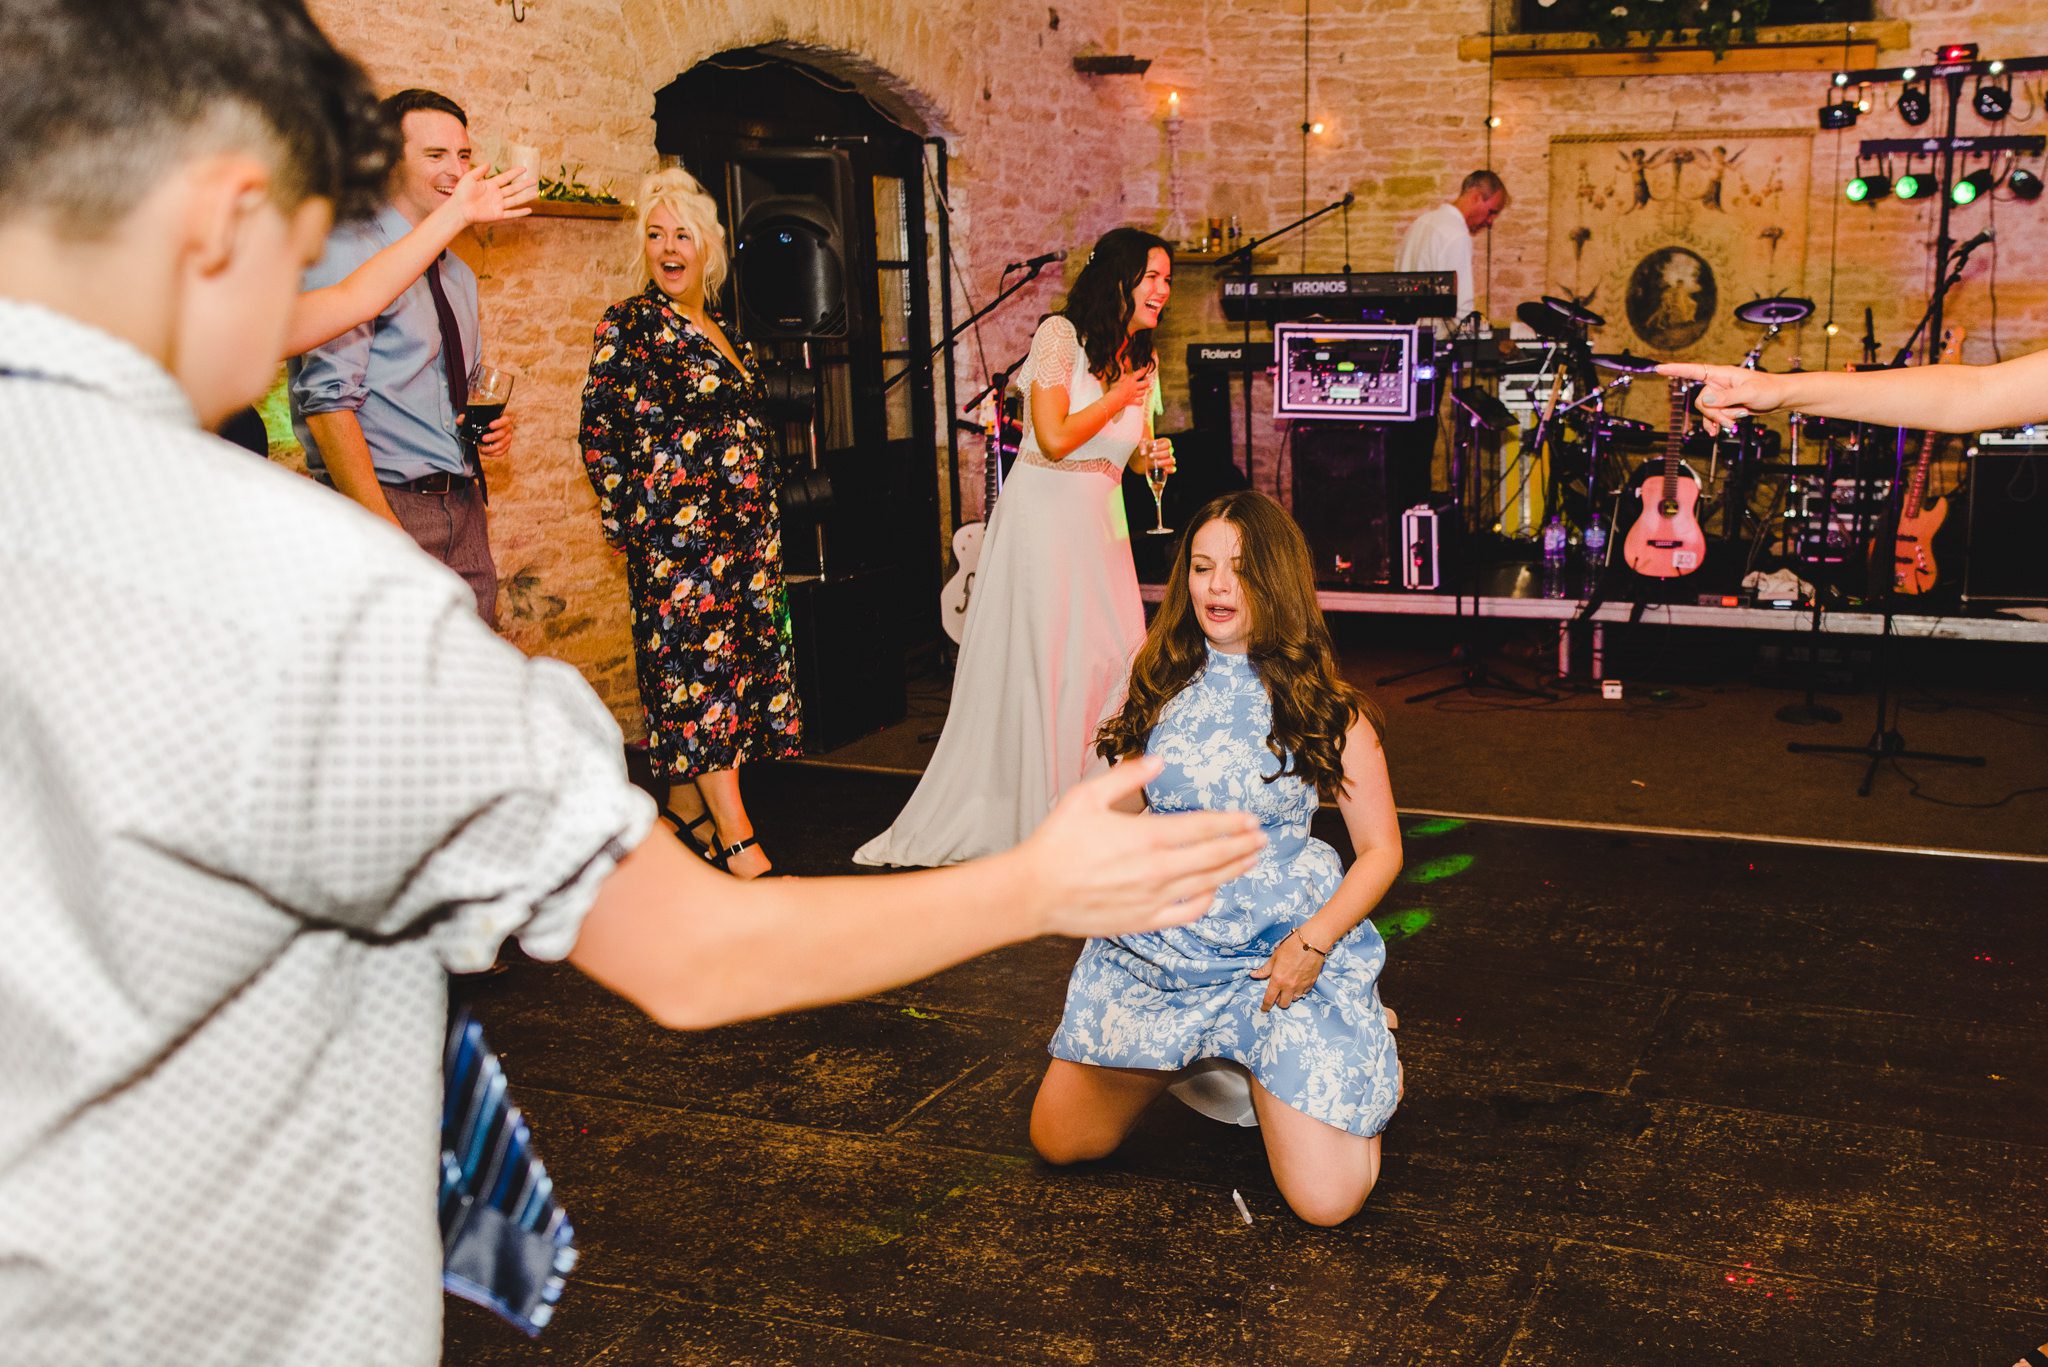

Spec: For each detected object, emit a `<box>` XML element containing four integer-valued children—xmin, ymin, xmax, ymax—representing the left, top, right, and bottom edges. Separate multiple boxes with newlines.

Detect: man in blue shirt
<box><xmin>291</xmin><ymin>88</ymin><xmax>514</xmax><ymax>623</ymax></box>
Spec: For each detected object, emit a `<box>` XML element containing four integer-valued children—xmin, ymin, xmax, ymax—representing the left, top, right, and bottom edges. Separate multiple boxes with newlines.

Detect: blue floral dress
<box><xmin>1049</xmin><ymin>647</ymin><xmax>1400</xmax><ymax>1138</ymax></box>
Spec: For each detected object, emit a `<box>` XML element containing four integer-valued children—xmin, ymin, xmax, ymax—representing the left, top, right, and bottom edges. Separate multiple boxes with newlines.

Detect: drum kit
<box><xmin>1448</xmin><ymin>289</ymin><xmax>1878</xmax><ymax>591</ymax></box>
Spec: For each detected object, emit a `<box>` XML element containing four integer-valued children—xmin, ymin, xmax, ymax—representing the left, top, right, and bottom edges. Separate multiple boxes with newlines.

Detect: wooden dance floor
<box><xmin>446</xmin><ymin>763</ymin><xmax>2048</xmax><ymax>1365</ymax></box>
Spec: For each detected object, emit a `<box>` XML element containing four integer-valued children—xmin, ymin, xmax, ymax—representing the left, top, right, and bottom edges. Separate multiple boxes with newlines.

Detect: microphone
<box><xmin>1952</xmin><ymin>227</ymin><xmax>1994</xmax><ymax>262</ymax></box>
<box><xmin>1005</xmin><ymin>250</ymin><xmax>1067</xmax><ymax>273</ymax></box>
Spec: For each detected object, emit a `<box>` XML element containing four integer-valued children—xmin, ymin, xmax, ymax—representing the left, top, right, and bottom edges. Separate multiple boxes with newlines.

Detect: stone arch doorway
<box><xmin>654</xmin><ymin>48</ymin><xmax>944</xmax><ymax>748</ymax></box>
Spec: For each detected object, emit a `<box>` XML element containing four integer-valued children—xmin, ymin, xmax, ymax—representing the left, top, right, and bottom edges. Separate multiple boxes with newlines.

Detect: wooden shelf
<box><xmin>1172</xmin><ymin>248</ymin><xmax>1280</xmax><ymax>268</ymax></box>
<box><xmin>528</xmin><ymin>199</ymin><xmax>630</xmax><ymax>220</ymax></box>
<box><xmin>1460</xmin><ymin>21</ymin><xmax>1909</xmax><ymax>78</ymax></box>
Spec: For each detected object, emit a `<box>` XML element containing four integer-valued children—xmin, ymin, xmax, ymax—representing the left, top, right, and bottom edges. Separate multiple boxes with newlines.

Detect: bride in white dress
<box><xmin>856</xmin><ymin>229</ymin><xmax>1177</xmax><ymax>867</ymax></box>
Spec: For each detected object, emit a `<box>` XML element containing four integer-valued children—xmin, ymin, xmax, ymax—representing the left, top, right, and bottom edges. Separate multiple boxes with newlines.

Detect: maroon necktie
<box><xmin>423</xmin><ymin>258</ymin><xmax>484</xmax><ymax>499</ymax></box>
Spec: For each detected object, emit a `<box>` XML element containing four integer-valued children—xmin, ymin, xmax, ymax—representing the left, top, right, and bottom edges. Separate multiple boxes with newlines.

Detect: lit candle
<box><xmin>1166</xmin><ymin>90</ymin><xmax>1181</xmax><ymax>124</ymax></box>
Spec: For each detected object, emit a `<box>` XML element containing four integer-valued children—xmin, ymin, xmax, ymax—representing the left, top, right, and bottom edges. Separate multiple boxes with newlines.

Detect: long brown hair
<box><xmin>1097</xmin><ymin>491</ymin><xmax>1383</xmax><ymax>800</ymax></box>
<box><xmin>1059</xmin><ymin>227</ymin><xmax>1171</xmax><ymax>383</ymax></box>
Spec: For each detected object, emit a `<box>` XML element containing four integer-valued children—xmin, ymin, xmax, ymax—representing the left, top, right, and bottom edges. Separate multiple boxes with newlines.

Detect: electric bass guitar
<box><xmin>939</xmin><ymin>394</ymin><xmax>1003</xmax><ymax>644</ymax></box>
<box><xmin>1623</xmin><ymin>378</ymin><xmax>1708</xmax><ymax>578</ymax></box>
<box><xmin>1877</xmin><ymin>326</ymin><xmax>1963</xmax><ymax>596</ymax></box>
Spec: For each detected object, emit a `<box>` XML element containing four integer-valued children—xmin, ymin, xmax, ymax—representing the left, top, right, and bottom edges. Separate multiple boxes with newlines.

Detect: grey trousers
<box><xmin>387</xmin><ymin>481</ymin><xmax>498</xmax><ymax>626</ymax></box>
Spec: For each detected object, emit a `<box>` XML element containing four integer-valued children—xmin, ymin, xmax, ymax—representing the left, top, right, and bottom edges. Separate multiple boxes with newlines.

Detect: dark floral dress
<box><xmin>579</xmin><ymin>282</ymin><xmax>802</xmax><ymax>779</ymax></box>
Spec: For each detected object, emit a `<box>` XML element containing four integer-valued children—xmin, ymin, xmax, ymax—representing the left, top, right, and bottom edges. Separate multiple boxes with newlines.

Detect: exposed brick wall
<box><xmin>306</xmin><ymin>0</ymin><xmax>2045</xmax><ymax>727</ymax></box>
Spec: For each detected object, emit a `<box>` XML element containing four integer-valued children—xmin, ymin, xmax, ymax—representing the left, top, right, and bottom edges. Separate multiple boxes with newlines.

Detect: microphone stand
<box><xmin>1215</xmin><ymin>191</ymin><xmax>1355</xmax><ymax>481</ymax></box>
<box><xmin>881</xmin><ymin>255</ymin><xmax>1060</xmax><ymax>395</ymax></box>
<box><xmin>1784</xmin><ymin>234</ymin><xmax>1986</xmax><ymax>795</ymax></box>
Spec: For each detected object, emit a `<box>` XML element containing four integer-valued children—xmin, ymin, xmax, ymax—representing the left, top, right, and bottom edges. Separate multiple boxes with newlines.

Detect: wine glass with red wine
<box><xmin>462</xmin><ymin>362</ymin><xmax>516</xmax><ymax>459</ymax></box>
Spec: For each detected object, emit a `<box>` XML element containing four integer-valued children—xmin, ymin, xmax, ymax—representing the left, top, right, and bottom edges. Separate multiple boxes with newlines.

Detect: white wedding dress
<box><xmin>855</xmin><ymin>316</ymin><xmax>1147</xmax><ymax>867</ymax></box>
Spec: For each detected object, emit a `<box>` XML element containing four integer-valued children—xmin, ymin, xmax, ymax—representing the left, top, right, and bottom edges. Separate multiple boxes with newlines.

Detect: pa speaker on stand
<box><xmin>728</xmin><ymin>149</ymin><xmax>852</xmax><ymax>340</ymax></box>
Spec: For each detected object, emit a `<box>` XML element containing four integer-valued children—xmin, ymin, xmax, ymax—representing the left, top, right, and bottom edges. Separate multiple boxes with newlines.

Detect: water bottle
<box><xmin>1540</xmin><ymin>514</ymin><xmax>1569</xmax><ymax>599</ymax></box>
<box><xmin>1581</xmin><ymin>512</ymin><xmax>1608</xmax><ymax>570</ymax></box>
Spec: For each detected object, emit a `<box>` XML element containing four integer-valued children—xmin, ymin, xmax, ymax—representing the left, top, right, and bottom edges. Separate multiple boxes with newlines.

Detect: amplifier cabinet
<box><xmin>1289</xmin><ymin>424</ymin><xmax>1396</xmax><ymax>588</ymax></box>
<box><xmin>1963</xmin><ymin>448</ymin><xmax>2048</xmax><ymax>605</ymax></box>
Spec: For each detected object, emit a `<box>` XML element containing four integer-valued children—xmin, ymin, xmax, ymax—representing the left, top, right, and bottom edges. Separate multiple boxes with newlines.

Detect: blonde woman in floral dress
<box><xmin>580</xmin><ymin>168</ymin><xmax>801</xmax><ymax>878</ymax></box>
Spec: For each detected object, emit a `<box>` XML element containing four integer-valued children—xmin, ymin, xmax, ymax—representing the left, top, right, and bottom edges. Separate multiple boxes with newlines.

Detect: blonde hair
<box><xmin>633</xmin><ymin>167</ymin><xmax>729</xmax><ymax>299</ymax></box>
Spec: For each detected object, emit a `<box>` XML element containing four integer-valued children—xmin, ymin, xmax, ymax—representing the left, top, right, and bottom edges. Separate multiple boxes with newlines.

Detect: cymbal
<box><xmin>1541</xmin><ymin>294</ymin><xmax>1606</xmax><ymax>328</ymax></box>
<box><xmin>1734</xmin><ymin>295</ymin><xmax>1815</xmax><ymax>327</ymax></box>
<box><xmin>1516</xmin><ymin>295</ymin><xmax>1604</xmax><ymax>341</ymax></box>
<box><xmin>1591</xmin><ymin>350</ymin><xmax>1660</xmax><ymax>374</ymax></box>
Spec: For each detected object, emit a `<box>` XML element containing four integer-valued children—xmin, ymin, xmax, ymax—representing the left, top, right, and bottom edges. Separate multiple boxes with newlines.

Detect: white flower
<box><xmin>1611</xmin><ymin>4</ymin><xmax>1628</xmax><ymax>14</ymax></box>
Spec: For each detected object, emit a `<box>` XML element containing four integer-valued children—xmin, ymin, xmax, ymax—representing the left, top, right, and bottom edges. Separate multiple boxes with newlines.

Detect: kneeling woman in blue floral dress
<box><xmin>1031</xmin><ymin>490</ymin><xmax>1403</xmax><ymax>1226</ymax></box>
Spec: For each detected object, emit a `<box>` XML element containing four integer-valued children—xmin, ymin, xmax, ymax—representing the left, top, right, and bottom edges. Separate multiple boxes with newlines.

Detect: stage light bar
<box><xmin>1846</xmin><ymin>173</ymin><xmax>1891</xmax><ymax>202</ymax></box>
<box><xmin>2010</xmin><ymin>168</ymin><xmax>2044</xmax><ymax>201</ymax></box>
<box><xmin>1898</xmin><ymin>82</ymin><xmax>1932</xmax><ymax>126</ymax></box>
<box><xmin>1952</xmin><ymin>168</ymin><xmax>1995</xmax><ymax>205</ymax></box>
<box><xmin>1894</xmin><ymin>172</ymin><xmax>1938</xmax><ymax>200</ymax></box>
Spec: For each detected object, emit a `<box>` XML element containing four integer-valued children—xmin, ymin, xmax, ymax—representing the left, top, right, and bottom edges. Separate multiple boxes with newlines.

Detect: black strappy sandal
<box><xmin>709</xmin><ymin>835</ymin><xmax>760</xmax><ymax>872</ymax></box>
<box><xmin>656</xmin><ymin>805</ymin><xmax>720</xmax><ymax>864</ymax></box>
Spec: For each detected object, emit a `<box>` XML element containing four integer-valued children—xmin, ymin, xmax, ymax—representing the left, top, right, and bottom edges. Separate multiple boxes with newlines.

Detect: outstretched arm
<box><xmin>284</xmin><ymin>165</ymin><xmax>535</xmax><ymax>357</ymax></box>
<box><xmin>1659</xmin><ymin>346</ymin><xmax>2048</xmax><ymax>436</ymax></box>
<box><xmin>569</xmin><ymin>757</ymin><xmax>1267</xmax><ymax>1029</ymax></box>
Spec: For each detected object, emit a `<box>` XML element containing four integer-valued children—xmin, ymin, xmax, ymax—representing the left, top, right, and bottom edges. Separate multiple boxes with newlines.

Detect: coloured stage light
<box><xmin>2010</xmin><ymin>168</ymin><xmax>2044</xmax><ymax>201</ymax></box>
<box><xmin>1975</xmin><ymin>81</ymin><xmax>2011</xmax><ymax>121</ymax></box>
<box><xmin>1846</xmin><ymin>173</ymin><xmax>1891</xmax><ymax>202</ymax></box>
<box><xmin>1894</xmin><ymin>172</ymin><xmax>1937</xmax><ymax>201</ymax></box>
<box><xmin>1819</xmin><ymin>100</ymin><xmax>1859</xmax><ymax>130</ymax></box>
<box><xmin>1897</xmin><ymin>82</ymin><xmax>1932</xmax><ymax>126</ymax></box>
<box><xmin>1952</xmin><ymin>169</ymin><xmax>1995</xmax><ymax>205</ymax></box>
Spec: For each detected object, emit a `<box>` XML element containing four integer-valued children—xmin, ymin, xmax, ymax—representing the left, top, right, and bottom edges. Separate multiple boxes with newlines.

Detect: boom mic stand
<box><xmin>882</xmin><ymin>255</ymin><xmax>1060</xmax><ymax>395</ymax></box>
<box><xmin>1377</xmin><ymin>329</ymin><xmax>1555</xmax><ymax>704</ymax></box>
<box><xmin>1784</xmin><ymin>233</ymin><xmax>1986</xmax><ymax>795</ymax></box>
<box><xmin>1773</xmin><ymin>322</ymin><xmax>1867</xmax><ymax>728</ymax></box>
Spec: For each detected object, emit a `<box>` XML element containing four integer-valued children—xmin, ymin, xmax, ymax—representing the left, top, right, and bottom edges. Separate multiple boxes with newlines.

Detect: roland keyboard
<box><xmin>1219</xmin><ymin>271</ymin><xmax>1456</xmax><ymax>323</ymax></box>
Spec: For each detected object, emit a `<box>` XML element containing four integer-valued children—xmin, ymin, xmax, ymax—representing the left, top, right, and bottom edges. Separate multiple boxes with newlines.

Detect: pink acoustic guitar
<box><xmin>1878</xmin><ymin>326</ymin><xmax>1963</xmax><ymax>596</ymax></box>
<box><xmin>1623</xmin><ymin>377</ymin><xmax>1707</xmax><ymax>579</ymax></box>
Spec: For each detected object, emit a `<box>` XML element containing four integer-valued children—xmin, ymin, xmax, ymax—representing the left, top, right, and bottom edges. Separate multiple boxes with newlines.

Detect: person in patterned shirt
<box><xmin>0</xmin><ymin>3</ymin><xmax>1266</xmax><ymax>1360</ymax></box>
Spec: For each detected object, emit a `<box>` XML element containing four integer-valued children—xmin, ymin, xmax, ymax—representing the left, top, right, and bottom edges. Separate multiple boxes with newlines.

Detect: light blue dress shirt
<box><xmin>290</xmin><ymin>203</ymin><xmax>480</xmax><ymax>482</ymax></box>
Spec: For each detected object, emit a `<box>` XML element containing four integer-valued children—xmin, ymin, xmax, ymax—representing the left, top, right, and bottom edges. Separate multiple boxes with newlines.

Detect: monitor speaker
<box><xmin>1289</xmin><ymin>423</ymin><xmax>1396</xmax><ymax>588</ymax></box>
<box><xmin>785</xmin><ymin>569</ymin><xmax>906</xmax><ymax>751</ymax></box>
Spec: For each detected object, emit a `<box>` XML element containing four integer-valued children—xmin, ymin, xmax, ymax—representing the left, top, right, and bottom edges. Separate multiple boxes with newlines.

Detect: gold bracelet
<box><xmin>1291</xmin><ymin>930</ymin><xmax>1329</xmax><ymax>958</ymax></box>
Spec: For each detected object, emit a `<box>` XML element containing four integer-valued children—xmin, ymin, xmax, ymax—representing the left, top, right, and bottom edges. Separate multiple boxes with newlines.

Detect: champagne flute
<box><xmin>1143</xmin><ymin>438</ymin><xmax>1173</xmax><ymax>535</ymax></box>
<box><xmin>463</xmin><ymin>362</ymin><xmax>516</xmax><ymax>460</ymax></box>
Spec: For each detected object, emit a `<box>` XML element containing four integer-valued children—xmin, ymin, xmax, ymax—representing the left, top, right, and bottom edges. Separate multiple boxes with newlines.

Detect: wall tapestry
<box><xmin>1547</xmin><ymin>129</ymin><xmax>1814</xmax><ymax>390</ymax></box>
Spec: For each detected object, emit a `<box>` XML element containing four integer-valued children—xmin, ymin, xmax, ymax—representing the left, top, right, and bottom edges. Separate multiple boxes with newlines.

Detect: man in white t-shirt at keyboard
<box><xmin>1394</xmin><ymin>169</ymin><xmax>1510</xmax><ymax>335</ymax></box>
